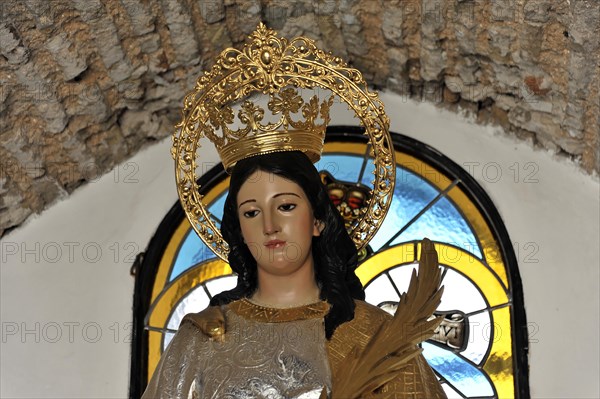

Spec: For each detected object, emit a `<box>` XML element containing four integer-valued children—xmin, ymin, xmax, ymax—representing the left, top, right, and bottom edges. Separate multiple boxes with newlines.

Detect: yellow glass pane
<box><xmin>483</xmin><ymin>306</ymin><xmax>515</xmax><ymax>398</ymax></box>
<box><xmin>356</xmin><ymin>242</ymin><xmax>417</xmax><ymax>286</ymax></box>
<box><xmin>151</xmin><ymin>220</ymin><xmax>190</xmax><ymax>302</ymax></box>
<box><xmin>151</xmin><ymin>177</ymin><xmax>231</xmax><ymax>302</ymax></box>
<box><xmin>147</xmin><ymin>259</ymin><xmax>233</xmax><ymax>378</ymax></box>
<box><xmin>446</xmin><ymin>186</ymin><xmax>509</xmax><ymax>290</ymax></box>
<box><xmin>416</xmin><ymin>242</ymin><xmax>509</xmax><ymax>308</ymax></box>
<box><xmin>148</xmin><ymin>330</ymin><xmax>163</xmax><ymax>381</ymax></box>
<box><xmin>395</xmin><ymin>153</ymin><xmax>454</xmax><ymax>189</ymax></box>
<box><xmin>148</xmin><ymin>259</ymin><xmax>232</xmax><ymax>329</ymax></box>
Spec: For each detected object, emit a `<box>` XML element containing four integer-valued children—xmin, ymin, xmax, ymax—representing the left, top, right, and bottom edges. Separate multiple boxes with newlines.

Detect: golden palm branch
<box><xmin>326</xmin><ymin>238</ymin><xmax>445</xmax><ymax>399</ymax></box>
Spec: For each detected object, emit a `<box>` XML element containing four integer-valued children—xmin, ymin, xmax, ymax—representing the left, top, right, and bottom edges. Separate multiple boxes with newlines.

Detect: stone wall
<box><xmin>1</xmin><ymin>0</ymin><xmax>598</xmax><ymax>236</ymax></box>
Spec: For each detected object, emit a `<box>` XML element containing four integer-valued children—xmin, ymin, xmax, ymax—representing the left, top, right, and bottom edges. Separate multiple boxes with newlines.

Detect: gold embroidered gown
<box><xmin>142</xmin><ymin>299</ymin><xmax>446</xmax><ymax>399</ymax></box>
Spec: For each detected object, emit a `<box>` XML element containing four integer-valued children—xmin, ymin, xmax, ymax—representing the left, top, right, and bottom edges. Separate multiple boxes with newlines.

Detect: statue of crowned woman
<box><xmin>142</xmin><ymin>24</ymin><xmax>447</xmax><ymax>399</ymax></box>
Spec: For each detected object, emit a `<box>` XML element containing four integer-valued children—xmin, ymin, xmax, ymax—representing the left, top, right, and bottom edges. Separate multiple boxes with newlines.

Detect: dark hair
<box><xmin>209</xmin><ymin>150</ymin><xmax>365</xmax><ymax>338</ymax></box>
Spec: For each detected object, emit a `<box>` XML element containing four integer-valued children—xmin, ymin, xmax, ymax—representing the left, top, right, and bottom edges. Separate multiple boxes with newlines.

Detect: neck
<box><xmin>251</xmin><ymin>258</ymin><xmax>321</xmax><ymax>308</ymax></box>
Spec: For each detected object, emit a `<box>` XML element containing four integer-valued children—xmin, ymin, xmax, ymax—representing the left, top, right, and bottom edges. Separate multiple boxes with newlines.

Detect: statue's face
<box><xmin>237</xmin><ymin>170</ymin><xmax>324</xmax><ymax>277</ymax></box>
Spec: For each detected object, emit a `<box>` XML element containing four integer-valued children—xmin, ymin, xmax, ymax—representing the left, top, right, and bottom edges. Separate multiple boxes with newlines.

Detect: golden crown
<box><xmin>173</xmin><ymin>23</ymin><xmax>396</xmax><ymax>262</ymax></box>
<box><xmin>204</xmin><ymin>88</ymin><xmax>333</xmax><ymax>173</ymax></box>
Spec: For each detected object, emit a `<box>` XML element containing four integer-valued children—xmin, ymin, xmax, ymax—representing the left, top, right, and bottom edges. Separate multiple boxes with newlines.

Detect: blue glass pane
<box><xmin>358</xmin><ymin>157</ymin><xmax>376</xmax><ymax>186</ymax></box>
<box><xmin>315</xmin><ymin>154</ymin><xmax>363</xmax><ymax>182</ymax></box>
<box><xmin>169</xmin><ymin>192</ymin><xmax>227</xmax><ymax>282</ymax></box>
<box><xmin>365</xmin><ymin>166</ymin><xmax>440</xmax><ymax>252</ymax></box>
<box><xmin>169</xmin><ymin>229</ymin><xmax>218</xmax><ymax>282</ymax></box>
<box><xmin>423</xmin><ymin>342</ymin><xmax>494</xmax><ymax>397</ymax></box>
<box><xmin>207</xmin><ymin>192</ymin><xmax>227</xmax><ymax>221</ymax></box>
<box><xmin>391</xmin><ymin>196</ymin><xmax>482</xmax><ymax>258</ymax></box>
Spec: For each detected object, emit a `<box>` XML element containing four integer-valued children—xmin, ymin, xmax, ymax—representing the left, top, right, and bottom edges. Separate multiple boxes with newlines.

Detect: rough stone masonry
<box><xmin>0</xmin><ymin>0</ymin><xmax>598</xmax><ymax>236</ymax></box>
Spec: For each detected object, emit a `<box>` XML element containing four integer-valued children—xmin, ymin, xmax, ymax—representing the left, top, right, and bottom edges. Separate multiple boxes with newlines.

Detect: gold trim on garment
<box><xmin>229</xmin><ymin>298</ymin><xmax>330</xmax><ymax>323</ymax></box>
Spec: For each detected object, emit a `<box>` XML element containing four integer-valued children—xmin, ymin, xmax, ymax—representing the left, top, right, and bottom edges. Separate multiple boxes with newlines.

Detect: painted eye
<box><xmin>243</xmin><ymin>210</ymin><xmax>258</xmax><ymax>218</ymax></box>
<box><xmin>280</xmin><ymin>204</ymin><xmax>296</xmax><ymax>211</ymax></box>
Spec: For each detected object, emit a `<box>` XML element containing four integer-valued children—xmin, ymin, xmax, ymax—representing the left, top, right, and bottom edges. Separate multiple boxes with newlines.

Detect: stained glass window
<box><xmin>130</xmin><ymin>127</ymin><xmax>529</xmax><ymax>398</ymax></box>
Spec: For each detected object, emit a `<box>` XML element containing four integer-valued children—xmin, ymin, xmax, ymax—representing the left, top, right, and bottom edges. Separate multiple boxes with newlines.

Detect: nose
<box><xmin>262</xmin><ymin>209</ymin><xmax>280</xmax><ymax>235</ymax></box>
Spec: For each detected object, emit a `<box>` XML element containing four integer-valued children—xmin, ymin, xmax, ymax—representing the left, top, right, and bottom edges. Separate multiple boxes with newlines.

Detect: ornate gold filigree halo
<box><xmin>172</xmin><ymin>23</ymin><xmax>396</xmax><ymax>262</ymax></box>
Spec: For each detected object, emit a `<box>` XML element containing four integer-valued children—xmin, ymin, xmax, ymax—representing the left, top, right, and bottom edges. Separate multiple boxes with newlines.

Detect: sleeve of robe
<box><xmin>141</xmin><ymin>322</ymin><xmax>207</xmax><ymax>399</ymax></box>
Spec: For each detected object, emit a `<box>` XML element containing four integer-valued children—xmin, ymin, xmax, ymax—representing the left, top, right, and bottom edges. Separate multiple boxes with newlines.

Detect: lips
<box><xmin>264</xmin><ymin>239</ymin><xmax>286</xmax><ymax>248</ymax></box>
